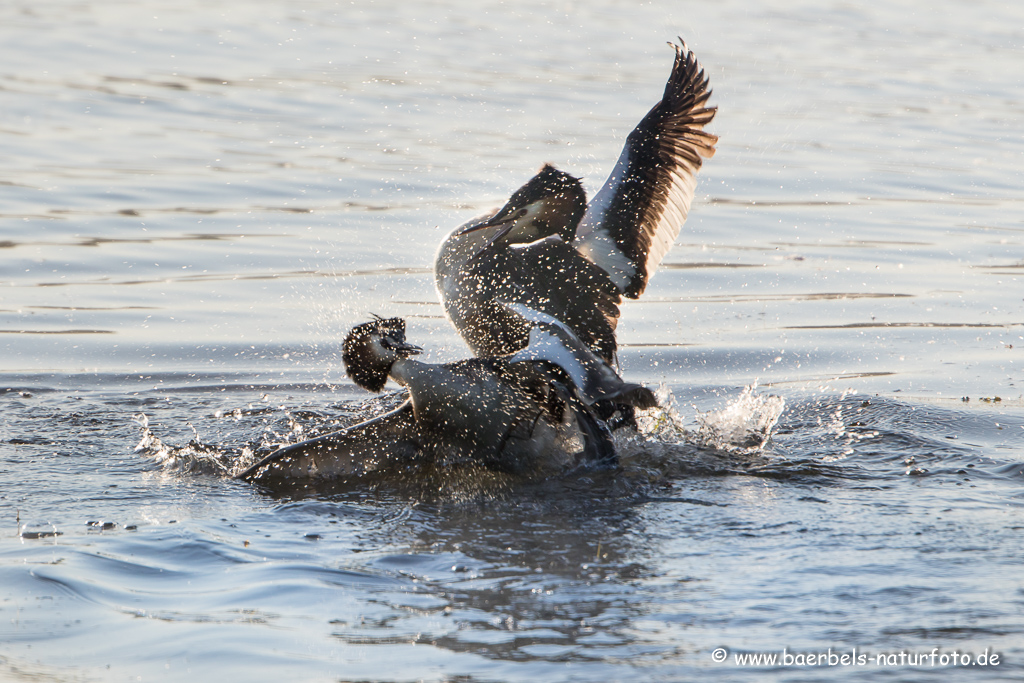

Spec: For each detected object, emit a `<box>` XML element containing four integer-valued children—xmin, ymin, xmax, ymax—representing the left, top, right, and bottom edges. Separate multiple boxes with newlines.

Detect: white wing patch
<box><xmin>573</xmin><ymin>229</ymin><xmax>636</xmax><ymax>293</ymax></box>
<box><xmin>511</xmin><ymin>326</ymin><xmax>593</xmax><ymax>395</ymax></box>
<box><xmin>503</xmin><ymin>302</ymin><xmax>578</xmax><ymax>338</ymax></box>
<box><xmin>574</xmin><ymin>147</ymin><xmax>635</xmax><ymax>291</ymax></box>
<box><xmin>504</xmin><ymin>302</ymin><xmax>631</xmax><ymax>405</ymax></box>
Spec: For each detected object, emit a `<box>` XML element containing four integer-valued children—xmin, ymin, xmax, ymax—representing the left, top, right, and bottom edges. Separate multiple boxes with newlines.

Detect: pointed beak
<box><xmin>455</xmin><ymin>205</ymin><xmax>524</xmax><ymax>236</ymax></box>
<box><xmin>382</xmin><ymin>337</ymin><xmax>422</xmax><ymax>357</ymax></box>
<box><xmin>481</xmin><ymin>221</ymin><xmax>518</xmax><ymax>249</ymax></box>
<box><xmin>457</xmin><ymin>210</ymin><xmax>524</xmax><ymax>262</ymax></box>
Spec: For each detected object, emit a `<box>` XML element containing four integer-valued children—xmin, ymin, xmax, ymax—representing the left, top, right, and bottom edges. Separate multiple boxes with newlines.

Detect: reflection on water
<box><xmin>2</xmin><ymin>0</ymin><xmax>1023</xmax><ymax>680</ymax></box>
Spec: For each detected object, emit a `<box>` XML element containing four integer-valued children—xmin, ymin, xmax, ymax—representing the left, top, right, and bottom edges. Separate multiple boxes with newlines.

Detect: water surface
<box><xmin>2</xmin><ymin>1</ymin><xmax>1022</xmax><ymax>681</ymax></box>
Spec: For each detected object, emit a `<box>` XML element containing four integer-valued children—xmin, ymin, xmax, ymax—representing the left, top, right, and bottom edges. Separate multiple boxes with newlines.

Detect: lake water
<box><xmin>2</xmin><ymin>0</ymin><xmax>1022</xmax><ymax>681</ymax></box>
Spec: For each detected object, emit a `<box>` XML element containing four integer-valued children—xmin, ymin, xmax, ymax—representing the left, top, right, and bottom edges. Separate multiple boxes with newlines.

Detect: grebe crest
<box><xmin>342</xmin><ymin>316</ymin><xmax>421</xmax><ymax>393</ymax></box>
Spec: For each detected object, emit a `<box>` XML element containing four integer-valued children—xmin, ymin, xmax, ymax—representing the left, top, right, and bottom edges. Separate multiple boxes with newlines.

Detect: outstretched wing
<box><xmin>574</xmin><ymin>40</ymin><xmax>717</xmax><ymax>299</ymax></box>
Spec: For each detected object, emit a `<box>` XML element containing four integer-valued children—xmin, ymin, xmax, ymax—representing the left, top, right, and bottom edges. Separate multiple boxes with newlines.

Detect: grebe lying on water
<box><xmin>239</xmin><ymin>308</ymin><xmax>655</xmax><ymax>486</ymax></box>
<box><xmin>435</xmin><ymin>40</ymin><xmax>717</xmax><ymax>364</ymax></box>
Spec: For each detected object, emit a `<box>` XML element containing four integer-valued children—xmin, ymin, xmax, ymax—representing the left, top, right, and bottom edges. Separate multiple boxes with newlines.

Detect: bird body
<box><xmin>240</xmin><ymin>314</ymin><xmax>654</xmax><ymax>486</ymax></box>
<box><xmin>388</xmin><ymin>353</ymin><xmax>584</xmax><ymax>473</ymax></box>
<box><xmin>436</xmin><ymin>217</ymin><xmax>621</xmax><ymax>361</ymax></box>
<box><xmin>241</xmin><ymin>40</ymin><xmax>714</xmax><ymax>488</ymax></box>
<box><xmin>435</xmin><ymin>40</ymin><xmax>717</xmax><ymax>363</ymax></box>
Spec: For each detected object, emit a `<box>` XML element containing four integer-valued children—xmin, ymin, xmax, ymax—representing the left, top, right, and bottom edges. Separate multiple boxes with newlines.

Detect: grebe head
<box><xmin>458</xmin><ymin>164</ymin><xmax>586</xmax><ymax>248</ymax></box>
<box><xmin>342</xmin><ymin>316</ymin><xmax>422</xmax><ymax>392</ymax></box>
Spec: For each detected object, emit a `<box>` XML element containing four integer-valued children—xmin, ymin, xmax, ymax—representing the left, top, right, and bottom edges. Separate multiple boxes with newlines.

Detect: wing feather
<box><xmin>574</xmin><ymin>39</ymin><xmax>717</xmax><ymax>299</ymax></box>
<box><xmin>504</xmin><ymin>303</ymin><xmax>656</xmax><ymax>408</ymax></box>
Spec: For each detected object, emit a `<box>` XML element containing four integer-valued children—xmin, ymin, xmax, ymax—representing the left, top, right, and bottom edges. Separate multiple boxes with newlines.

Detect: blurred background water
<box><xmin>1</xmin><ymin>1</ymin><xmax>1022</xmax><ymax>681</ymax></box>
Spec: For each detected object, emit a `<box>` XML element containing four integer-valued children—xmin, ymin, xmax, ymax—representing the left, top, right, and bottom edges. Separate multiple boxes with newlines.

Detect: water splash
<box><xmin>131</xmin><ymin>384</ymin><xmax>786</xmax><ymax>491</ymax></box>
<box><xmin>634</xmin><ymin>383</ymin><xmax>785</xmax><ymax>454</ymax></box>
<box><xmin>133</xmin><ymin>413</ymin><xmax>250</xmax><ymax>476</ymax></box>
<box><xmin>132</xmin><ymin>394</ymin><xmax>409</xmax><ymax>479</ymax></box>
<box><xmin>692</xmin><ymin>383</ymin><xmax>785</xmax><ymax>454</ymax></box>
<box><xmin>634</xmin><ymin>384</ymin><xmax>692</xmax><ymax>443</ymax></box>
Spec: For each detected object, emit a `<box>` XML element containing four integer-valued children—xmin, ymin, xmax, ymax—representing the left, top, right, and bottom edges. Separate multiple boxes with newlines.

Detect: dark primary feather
<box><xmin>575</xmin><ymin>39</ymin><xmax>718</xmax><ymax>299</ymax></box>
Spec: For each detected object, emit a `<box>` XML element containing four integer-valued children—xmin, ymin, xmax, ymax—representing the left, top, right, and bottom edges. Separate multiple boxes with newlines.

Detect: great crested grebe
<box><xmin>239</xmin><ymin>308</ymin><xmax>655</xmax><ymax>485</ymax></box>
<box><xmin>435</xmin><ymin>40</ymin><xmax>717</xmax><ymax>364</ymax></box>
